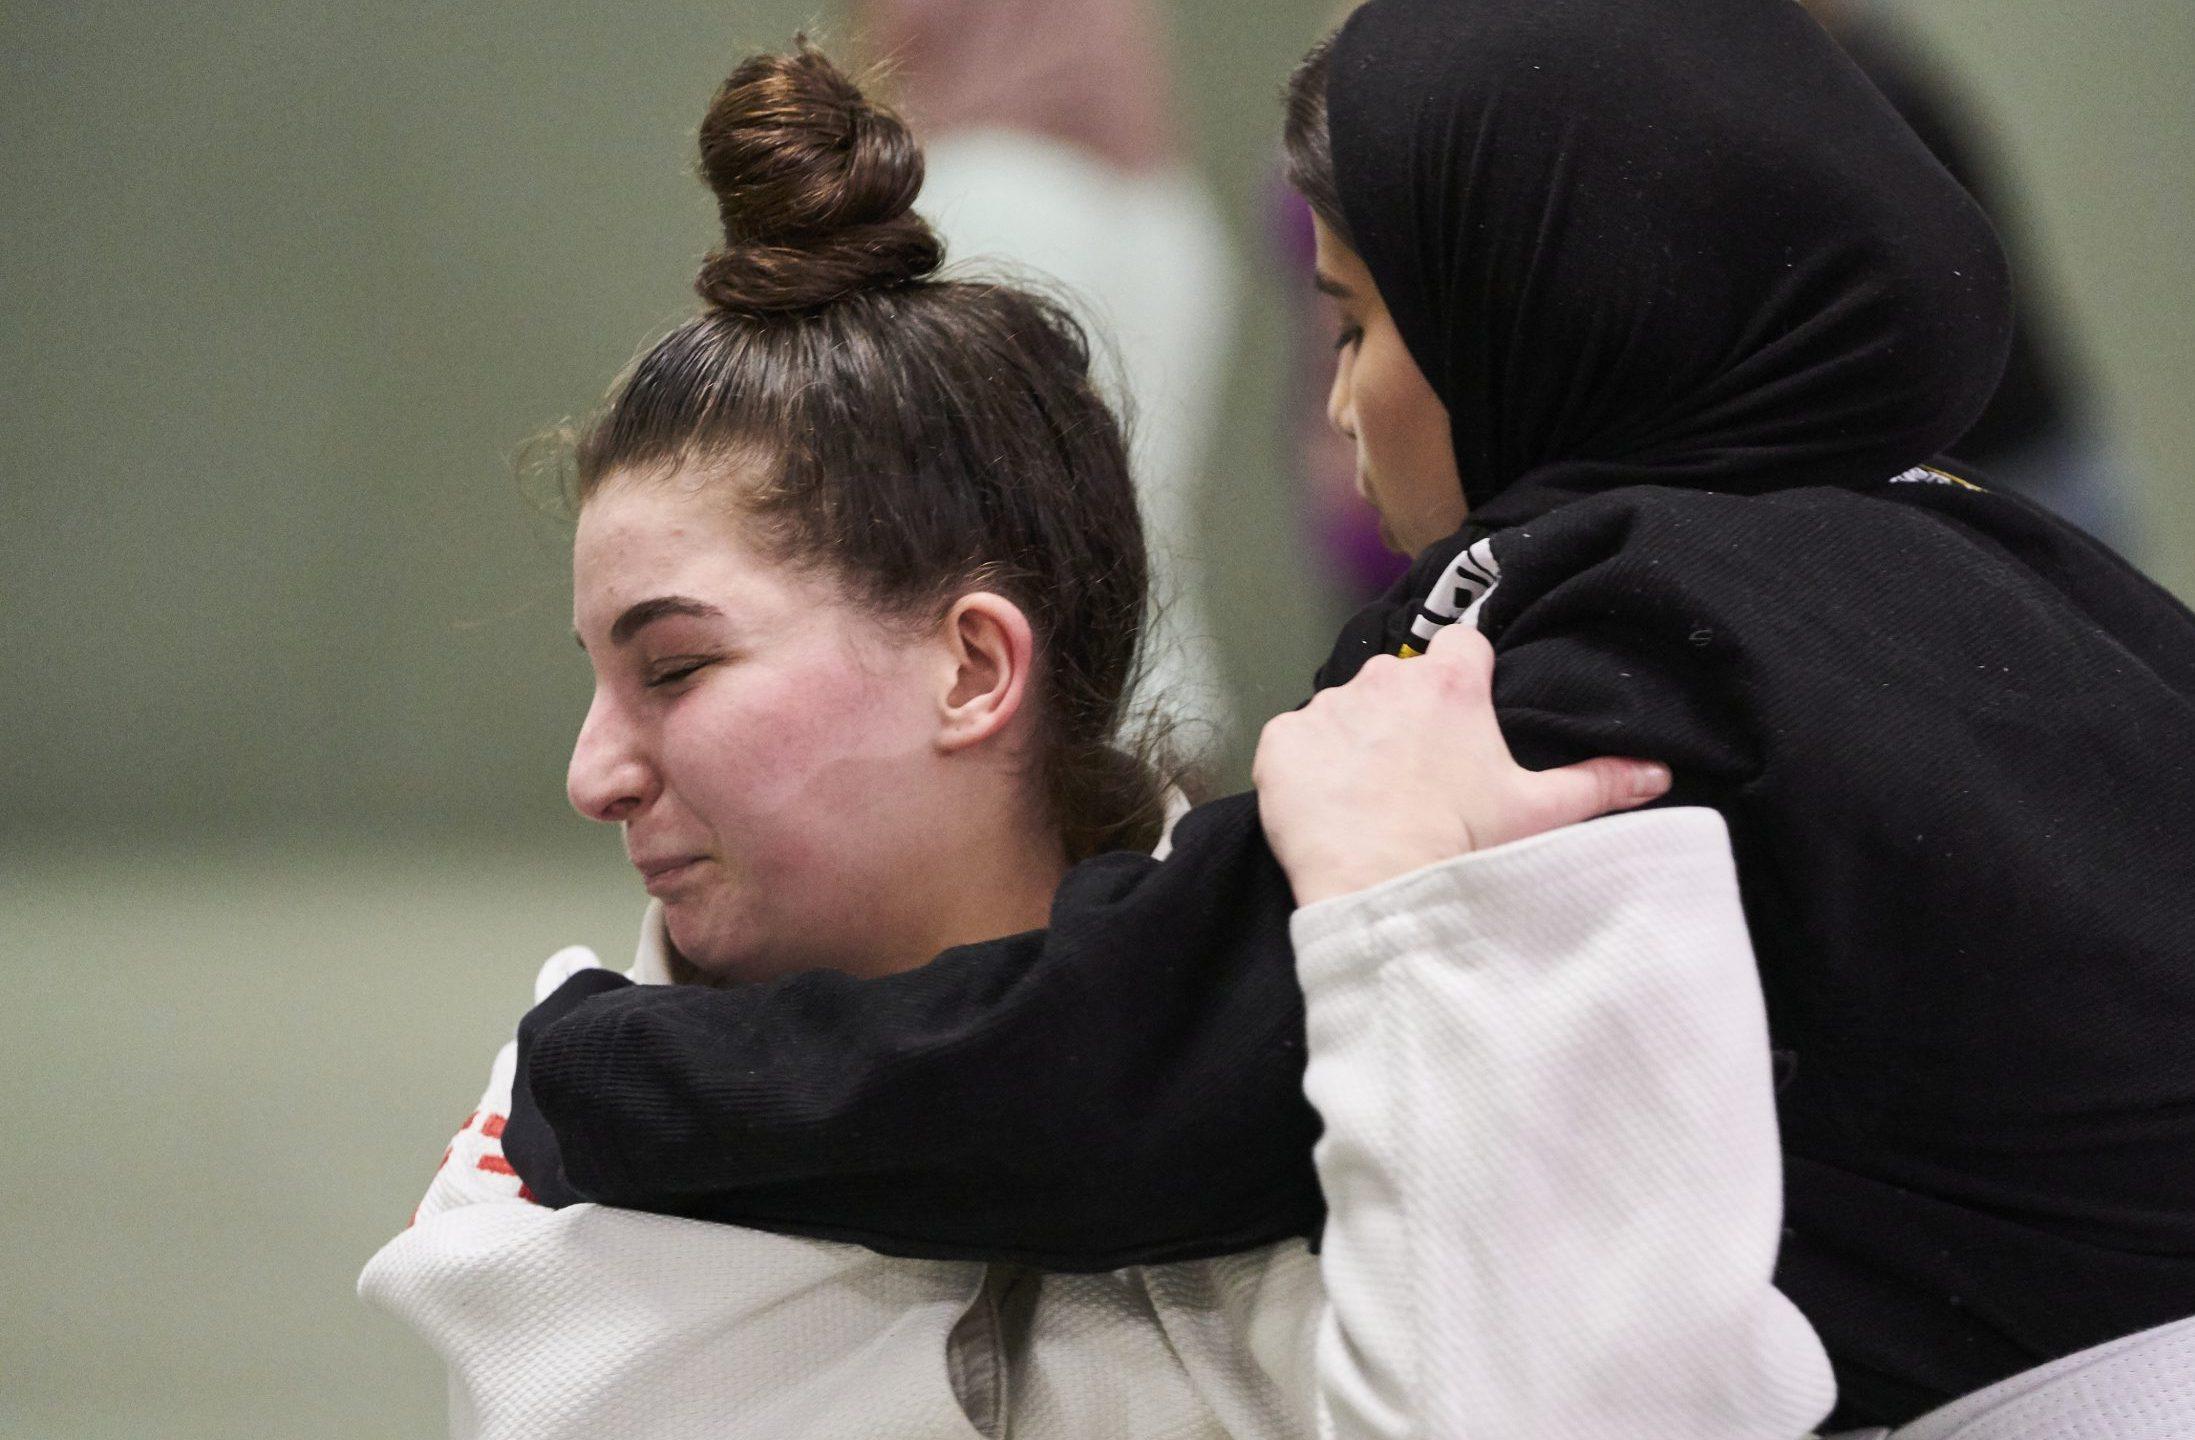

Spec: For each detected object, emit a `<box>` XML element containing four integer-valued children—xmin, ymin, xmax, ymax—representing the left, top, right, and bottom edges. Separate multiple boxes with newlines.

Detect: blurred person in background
<box><xmin>859</xmin><ymin>0</ymin><xmax>1240</xmax><ymax>748</ymax></box>
<box><xmin>505</xmin><ymin>1</ymin><xmax>2195</xmax><ymax>1431</ymax></box>
<box><xmin>367</xmin><ymin>42</ymin><xmax>1830</xmax><ymax>1439</ymax></box>
<box><xmin>1805</xmin><ymin>0</ymin><xmax>2136</xmax><ymax>549</ymax></box>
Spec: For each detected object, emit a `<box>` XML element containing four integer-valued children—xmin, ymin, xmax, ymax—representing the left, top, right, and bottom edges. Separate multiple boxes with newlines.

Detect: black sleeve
<box><xmin>502</xmin><ymin>508</ymin><xmax>1755</xmax><ymax>1269</ymax></box>
<box><xmin>504</xmin><ymin>791</ymin><xmax>1328</xmax><ymax>1270</ymax></box>
<box><xmin>501</xmin><ymin>964</ymin><xmax>632</xmax><ymax>1211</ymax></box>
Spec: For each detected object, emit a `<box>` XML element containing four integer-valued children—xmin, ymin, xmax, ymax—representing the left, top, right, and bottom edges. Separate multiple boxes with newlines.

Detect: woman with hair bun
<box><xmin>364</xmin><ymin>40</ymin><xmax>1832</xmax><ymax>1440</ymax></box>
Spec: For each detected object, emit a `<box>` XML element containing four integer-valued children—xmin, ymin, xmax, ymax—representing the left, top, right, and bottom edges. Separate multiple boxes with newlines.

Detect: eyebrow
<box><xmin>591</xmin><ymin>595</ymin><xmax>726</xmax><ymax>648</ymax></box>
<box><xmin>1313</xmin><ymin>270</ymin><xmax>1353</xmax><ymax>300</ymax></box>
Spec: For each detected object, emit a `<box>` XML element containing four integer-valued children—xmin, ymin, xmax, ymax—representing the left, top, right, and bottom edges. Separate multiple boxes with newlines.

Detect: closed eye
<box><xmin>645</xmin><ymin>658</ymin><xmax>712</xmax><ymax>690</ymax></box>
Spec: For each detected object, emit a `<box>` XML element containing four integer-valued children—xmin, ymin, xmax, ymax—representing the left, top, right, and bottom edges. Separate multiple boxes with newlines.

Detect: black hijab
<box><xmin>1327</xmin><ymin>0</ymin><xmax>2012</xmax><ymax>523</ymax></box>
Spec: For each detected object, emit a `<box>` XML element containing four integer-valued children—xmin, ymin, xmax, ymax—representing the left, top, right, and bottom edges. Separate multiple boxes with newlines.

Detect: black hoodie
<box><xmin>507</xmin><ymin>1</ymin><xmax>2195</xmax><ymax>1425</ymax></box>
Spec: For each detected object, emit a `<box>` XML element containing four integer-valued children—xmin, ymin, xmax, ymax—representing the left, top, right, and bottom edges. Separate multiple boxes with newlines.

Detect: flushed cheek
<box><xmin>1357</xmin><ymin>377</ymin><xmax>1426</xmax><ymax>478</ymax></box>
<box><xmin>668</xmin><ymin>658</ymin><xmax>922</xmax><ymax>881</ymax></box>
<box><xmin>664</xmin><ymin>665</ymin><xmax>935</xmax><ymax>977</ymax></box>
<box><xmin>1361</xmin><ymin>399</ymin><xmax>1461</xmax><ymax>547</ymax></box>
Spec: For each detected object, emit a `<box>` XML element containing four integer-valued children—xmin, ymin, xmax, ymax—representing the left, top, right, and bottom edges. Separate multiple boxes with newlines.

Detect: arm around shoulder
<box><xmin>1296</xmin><ymin>808</ymin><xmax>1835</xmax><ymax>1440</ymax></box>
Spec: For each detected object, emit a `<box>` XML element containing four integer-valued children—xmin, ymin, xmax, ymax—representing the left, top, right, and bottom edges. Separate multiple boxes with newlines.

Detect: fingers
<box><xmin>1255</xmin><ymin>617</ymin><xmax>1679</xmax><ymax>900</ymax></box>
<box><xmin>1423</xmin><ymin>617</ymin><xmax>1495</xmax><ymax>672</ymax></box>
<box><xmin>1528</xmin><ymin>756</ymin><xmax>1673</xmax><ymax>832</ymax></box>
<box><xmin>1415</xmin><ymin>622</ymin><xmax>1495</xmax><ymax>708</ymax></box>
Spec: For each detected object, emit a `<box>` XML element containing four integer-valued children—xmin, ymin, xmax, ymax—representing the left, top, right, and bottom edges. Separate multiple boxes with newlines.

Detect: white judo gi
<box><xmin>362</xmin><ymin>809</ymin><xmax>1833</xmax><ymax>1439</ymax></box>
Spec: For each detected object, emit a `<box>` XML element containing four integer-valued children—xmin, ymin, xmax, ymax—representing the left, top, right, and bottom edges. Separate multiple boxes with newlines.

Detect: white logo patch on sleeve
<box><xmin>1406</xmin><ymin>536</ymin><xmax>1502</xmax><ymax>652</ymax></box>
<box><xmin>1888</xmin><ymin>464</ymin><xmax>1983</xmax><ymax>491</ymax></box>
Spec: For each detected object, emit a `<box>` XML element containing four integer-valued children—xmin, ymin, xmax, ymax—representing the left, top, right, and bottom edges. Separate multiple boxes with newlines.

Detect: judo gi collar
<box><xmin>1326</xmin><ymin>0</ymin><xmax>2015</xmax><ymax>528</ymax></box>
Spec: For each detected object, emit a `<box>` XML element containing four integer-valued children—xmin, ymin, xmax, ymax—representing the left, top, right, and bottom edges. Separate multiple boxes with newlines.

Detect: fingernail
<box><xmin>1633</xmin><ymin>762</ymin><xmax>1673</xmax><ymax>798</ymax></box>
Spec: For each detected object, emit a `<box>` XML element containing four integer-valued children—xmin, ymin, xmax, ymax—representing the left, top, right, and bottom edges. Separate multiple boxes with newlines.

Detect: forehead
<box><xmin>571</xmin><ymin>481</ymin><xmax>776</xmax><ymax>628</ymax></box>
<box><xmin>1311</xmin><ymin>215</ymin><xmax>1376</xmax><ymax>294</ymax></box>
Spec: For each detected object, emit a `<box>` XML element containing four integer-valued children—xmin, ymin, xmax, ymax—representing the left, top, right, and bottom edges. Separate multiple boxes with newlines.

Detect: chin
<box><xmin>661</xmin><ymin>900</ymin><xmax>856</xmax><ymax>984</ymax></box>
<box><xmin>661</xmin><ymin>901</ymin><xmax>761</xmax><ymax>981</ymax></box>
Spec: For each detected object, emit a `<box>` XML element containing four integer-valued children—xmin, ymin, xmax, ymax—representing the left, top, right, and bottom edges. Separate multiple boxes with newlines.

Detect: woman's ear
<box><xmin>934</xmin><ymin>592</ymin><xmax>1037</xmax><ymax>753</ymax></box>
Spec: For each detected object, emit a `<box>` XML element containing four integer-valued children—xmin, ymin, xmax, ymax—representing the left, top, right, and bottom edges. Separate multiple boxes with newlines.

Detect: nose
<box><xmin>566</xmin><ymin>689</ymin><xmax>656</xmax><ymax>824</ymax></box>
<box><xmin>1326</xmin><ymin>346</ymin><xmax>1357</xmax><ymax>443</ymax></box>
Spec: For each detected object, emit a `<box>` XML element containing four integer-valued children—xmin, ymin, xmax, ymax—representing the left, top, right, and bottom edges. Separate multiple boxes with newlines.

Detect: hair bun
<box><xmin>695</xmin><ymin>42</ymin><xmax>943</xmax><ymax>313</ymax></box>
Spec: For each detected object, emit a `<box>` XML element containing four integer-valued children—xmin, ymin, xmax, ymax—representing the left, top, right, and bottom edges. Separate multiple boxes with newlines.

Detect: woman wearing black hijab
<box><xmin>506</xmin><ymin>0</ymin><xmax>2195</xmax><ymax>1427</ymax></box>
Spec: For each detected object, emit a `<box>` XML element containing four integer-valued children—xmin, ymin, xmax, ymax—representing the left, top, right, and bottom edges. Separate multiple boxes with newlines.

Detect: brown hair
<box><xmin>1282</xmin><ymin>30</ymin><xmax>1352</xmax><ymax>249</ymax></box>
<box><xmin>572</xmin><ymin>40</ymin><xmax>1167</xmax><ymax>861</ymax></box>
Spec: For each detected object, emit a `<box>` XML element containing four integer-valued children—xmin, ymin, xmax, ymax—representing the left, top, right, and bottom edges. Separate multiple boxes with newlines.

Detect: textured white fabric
<box><xmin>361</xmin><ymin>808</ymin><xmax>1831</xmax><ymax>1439</ymax></box>
<box><xmin>1147</xmin><ymin>1244</ymin><xmax>1325</xmax><ymax>1438</ymax></box>
<box><xmin>1886</xmin><ymin>1313</ymin><xmax>2195</xmax><ymax>1440</ymax></box>
<box><xmin>987</xmin><ymin>1269</ymin><xmax>1227</xmax><ymax>1440</ymax></box>
<box><xmin>363</xmin><ymin>1036</ymin><xmax>992</xmax><ymax>1438</ymax></box>
<box><xmin>1294</xmin><ymin>808</ymin><xmax>1836</xmax><ymax>1440</ymax></box>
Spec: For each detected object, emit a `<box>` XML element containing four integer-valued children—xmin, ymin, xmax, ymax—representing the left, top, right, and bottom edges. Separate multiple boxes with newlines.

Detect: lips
<box><xmin>631</xmin><ymin>854</ymin><xmax>706</xmax><ymax>893</ymax></box>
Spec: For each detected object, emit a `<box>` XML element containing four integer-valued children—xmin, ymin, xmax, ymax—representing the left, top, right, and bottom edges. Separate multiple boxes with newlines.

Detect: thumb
<box><xmin>1519</xmin><ymin>756</ymin><xmax>1672</xmax><ymax>837</ymax></box>
<box><xmin>534</xmin><ymin>945</ymin><xmax>605</xmax><ymax>1004</ymax></box>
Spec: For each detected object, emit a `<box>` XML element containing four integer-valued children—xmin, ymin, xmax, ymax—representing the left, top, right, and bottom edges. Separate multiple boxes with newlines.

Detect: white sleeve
<box><xmin>359</xmin><ymin>952</ymin><xmax>989</xmax><ymax>1440</ymax></box>
<box><xmin>1293</xmin><ymin>807</ymin><xmax>1835</xmax><ymax>1440</ymax></box>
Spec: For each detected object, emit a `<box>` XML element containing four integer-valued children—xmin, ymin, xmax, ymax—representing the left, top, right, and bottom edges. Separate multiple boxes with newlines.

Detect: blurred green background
<box><xmin>4</xmin><ymin>2</ymin><xmax>2192</xmax><ymax>1435</ymax></box>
